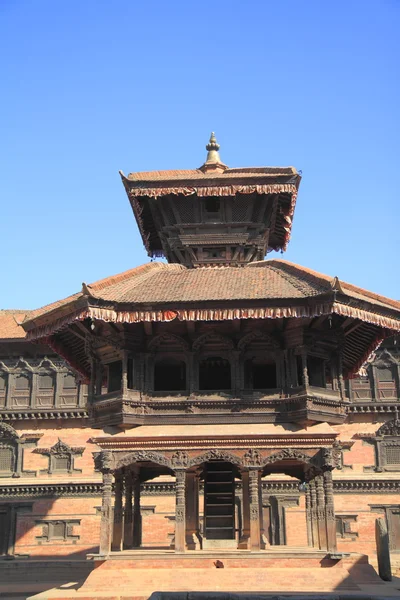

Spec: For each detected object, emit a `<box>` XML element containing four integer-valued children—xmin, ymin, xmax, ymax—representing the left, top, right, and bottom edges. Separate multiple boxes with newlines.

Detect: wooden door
<box><xmin>0</xmin><ymin>507</ymin><xmax>10</xmax><ymax>555</ymax></box>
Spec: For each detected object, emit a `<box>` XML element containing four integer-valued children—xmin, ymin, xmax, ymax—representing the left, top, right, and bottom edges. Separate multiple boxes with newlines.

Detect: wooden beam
<box><xmin>344</xmin><ymin>321</ymin><xmax>363</xmax><ymax>337</ymax></box>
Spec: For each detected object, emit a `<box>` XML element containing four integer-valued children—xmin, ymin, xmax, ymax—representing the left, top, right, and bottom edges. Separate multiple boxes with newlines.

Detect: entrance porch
<box><xmin>92</xmin><ymin>426</ymin><xmax>341</xmax><ymax>556</ymax></box>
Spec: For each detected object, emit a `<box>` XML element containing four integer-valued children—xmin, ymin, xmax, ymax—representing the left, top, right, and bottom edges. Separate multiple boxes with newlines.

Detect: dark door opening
<box><xmin>244</xmin><ymin>359</ymin><xmax>277</xmax><ymax>390</ymax></box>
<box><xmin>199</xmin><ymin>357</ymin><xmax>231</xmax><ymax>391</ymax></box>
<box><xmin>0</xmin><ymin>507</ymin><xmax>10</xmax><ymax>555</ymax></box>
<box><xmin>204</xmin><ymin>462</ymin><xmax>235</xmax><ymax>540</ymax></box>
<box><xmin>307</xmin><ymin>356</ymin><xmax>325</xmax><ymax>388</ymax></box>
<box><xmin>154</xmin><ymin>358</ymin><xmax>186</xmax><ymax>391</ymax></box>
<box><xmin>108</xmin><ymin>360</ymin><xmax>122</xmax><ymax>393</ymax></box>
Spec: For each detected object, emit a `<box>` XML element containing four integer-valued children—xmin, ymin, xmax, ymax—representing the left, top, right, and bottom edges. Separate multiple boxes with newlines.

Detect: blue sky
<box><xmin>1</xmin><ymin>0</ymin><xmax>399</xmax><ymax>309</ymax></box>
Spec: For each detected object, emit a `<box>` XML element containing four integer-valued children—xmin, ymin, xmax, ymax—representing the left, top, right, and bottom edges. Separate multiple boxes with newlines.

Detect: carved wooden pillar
<box><xmin>174</xmin><ymin>469</ymin><xmax>186</xmax><ymax>553</ymax></box>
<box><xmin>185</xmin><ymin>471</ymin><xmax>201</xmax><ymax>549</ymax></box>
<box><xmin>309</xmin><ymin>479</ymin><xmax>319</xmax><ymax>548</ymax></box>
<box><xmin>187</xmin><ymin>352</ymin><xmax>195</xmax><ymax>394</ymax></box>
<box><xmin>231</xmin><ymin>351</ymin><xmax>241</xmax><ymax>395</ymax></box>
<box><xmin>123</xmin><ymin>471</ymin><xmax>133</xmax><ymax>549</ymax></box>
<box><xmin>371</xmin><ymin>365</ymin><xmax>379</xmax><ymax>401</ymax></box>
<box><xmin>4</xmin><ymin>373</ymin><xmax>12</xmax><ymax>408</ymax></box>
<box><xmin>238</xmin><ymin>470</ymin><xmax>250</xmax><ymax>549</ymax></box>
<box><xmin>305</xmin><ymin>484</ymin><xmax>313</xmax><ymax>547</ymax></box>
<box><xmin>258</xmin><ymin>471</ymin><xmax>267</xmax><ymax>548</ymax></box>
<box><xmin>55</xmin><ymin>372</ymin><xmax>64</xmax><ymax>409</ymax></box>
<box><xmin>337</xmin><ymin>350</ymin><xmax>345</xmax><ymax>401</ymax></box>
<box><xmin>315</xmin><ymin>475</ymin><xmax>327</xmax><ymax>550</ymax></box>
<box><xmin>112</xmin><ymin>472</ymin><xmax>124</xmax><ymax>551</ymax></box>
<box><xmin>100</xmin><ymin>471</ymin><xmax>113</xmax><ymax>555</ymax></box>
<box><xmin>301</xmin><ymin>349</ymin><xmax>309</xmax><ymax>389</ymax></box>
<box><xmin>249</xmin><ymin>469</ymin><xmax>261</xmax><ymax>551</ymax></box>
<box><xmin>323</xmin><ymin>470</ymin><xmax>337</xmax><ymax>552</ymax></box>
<box><xmin>132</xmin><ymin>472</ymin><xmax>142</xmax><ymax>548</ymax></box>
<box><xmin>89</xmin><ymin>357</ymin><xmax>96</xmax><ymax>401</ymax></box>
<box><xmin>122</xmin><ymin>351</ymin><xmax>128</xmax><ymax>395</ymax></box>
<box><xmin>95</xmin><ymin>361</ymin><xmax>103</xmax><ymax>396</ymax></box>
<box><xmin>30</xmin><ymin>373</ymin><xmax>38</xmax><ymax>408</ymax></box>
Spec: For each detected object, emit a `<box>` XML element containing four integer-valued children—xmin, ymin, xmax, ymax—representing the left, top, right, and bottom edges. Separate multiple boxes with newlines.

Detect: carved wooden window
<box><xmin>35</xmin><ymin>520</ymin><xmax>80</xmax><ymax>543</ymax></box>
<box><xmin>335</xmin><ymin>515</ymin><xmax>358</xmax><ymax>539</ymax></box>
<box><xmin>38</xmin><ymin>374</ymin><xmax>54</xmax><ymax>389</ymax></box>
<box><xmin>377</xmin><ymin>367</ymin><xmax>395</xmax><ymax>382</ymax></box>
<box><xmin>53</xmin><ymin>456</ymin><xmax>71</xmax><ymax>472</ymax></box>
<box><xmin>385</xmin><ymin>446</ymin><xmax>400</xmax><ymax>466</ymax></box>
<box><xmin>15</xmin><ymin>374</ymin><xmax>30</xmax><ymax>390</ymax></box>
<box><xmin>63</xmin><ymin>373</ymin><xmax>77</xmax><ymax>389</ymax></box>
<box><xmin>0</xmin><ymin>447</ymin><xmax>14</xmax><ymax>474</ymax></box>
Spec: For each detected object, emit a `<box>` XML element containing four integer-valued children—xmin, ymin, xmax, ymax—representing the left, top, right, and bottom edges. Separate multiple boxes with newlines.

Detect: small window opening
<box><xmin>385</xmin><ymin>446</ymin><xmax>400</xmax><ymax>466</ymax></box>
<box><xmin>204</xmin><ymin>198</ymin><xmax>222</xmax><ymax>222</ymax></box>
<box><xmin>53</xmin><ymin>456</ymin><xmax>70</xmax><ymax>472</ymax></box>
<box><xmin>205</xmin><ymin>247</ymin><xmax>223</xmax><ymax>259</ymax></box>
<box><xmin>108</xmin><ymin>361</ymin><xmax>122</xmax><ymax>393</ymax></box>
<box><xmin>154</xmin><ymin>358</ymin><xmax>186</xmax><ymax>392</ymax></box>
<box><xmin>205</xmin><ymin>198</ymin><xmax>220</xmax><ymax>213</ymax></box>
<box><xmin>199</xmin><ymin>357</ymin><xmax>231</xmax><ymax>391</ymax></box>
<box><xmin>0</xmin><ymin>448</ymin><xmax>14</xmax><ymax>473</ymax></box>
<box><xmin>307</xmin><ymin>356</ymin><xmax>326</xmax><ymax>388</ymax></box>
<box><xmin>244</xmin><ymin>358</ymin><xmax>277</xmax><ymax>390</ymax></box>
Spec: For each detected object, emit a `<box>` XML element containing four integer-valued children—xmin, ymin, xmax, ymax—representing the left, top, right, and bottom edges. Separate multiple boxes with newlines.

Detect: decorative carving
<box><xmin>321</xmin><ymin>442</ymin><xmax>342</xmax><ymax>471</ymax></box>
<box><xmin>243</xmin><ymin>448</ymin><xmax>262</xmax><ymax>467</ymax></box>
<box><xmin>0</xmin><ymin>423</ymin><xmax>19</xmax><ymax>439</ymax></box>
<box><xmin>249</xmin><ymin>469</ymin><xmax>260</xmax><ymax>521</ymax></box>
<box><xmin>35</xmin><ymin>439</ymin><xmax>84</xmax><ymax>456</ymax></box>
<box><xmin>187</xmin><ymin>449</ymin><xmax>242</xmax><ymax>467</ymax></box>
<box><xmin>264</xmin><ymin>448</ymin><xmax>313</xmax><ymax>465</ymax></box>
<box><xmin>148</xmin><ymin>333</ymin><xmax>189</xmax><ymax>352</ymax></box>
<box><xmin>98</xmin><ymin>450</ymin><xmax>115</xmax><ymax>473</ymax></box>
<box><xmin>171</xmin><ymin>451</ymin><xmax>189</xmax><ymax>469</ymax></box>
<box><xmin>192</xmin><ymin>332</ymin><xmax>234</xmax><ymax>351</ymax></box>
<box><xmin>115</xmin><ymin>450</ymin><xmax>171</xmax><ymax>470</ymax></box>
<box><xmin>377</xmin><ymin>419</ymin><xmax>400</xmax><ymax>437</ymax></box>
<box><xmin>237</xmin><ymin>330</ymin><xmax>278</xmax><ymax>351</ymax></box>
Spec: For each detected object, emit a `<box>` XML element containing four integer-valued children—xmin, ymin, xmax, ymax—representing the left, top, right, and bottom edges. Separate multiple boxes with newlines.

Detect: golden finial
<box><xmin>200</xmin><ymin>132</ymin><xmax>227</xmax><ymax>173</ymax></box>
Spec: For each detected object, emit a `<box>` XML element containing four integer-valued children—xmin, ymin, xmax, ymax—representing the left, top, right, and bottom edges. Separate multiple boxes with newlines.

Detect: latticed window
<box><xmin>63</xmin><ymin>374</ymin><xmax>76</xmax><ymax>389</ymax></box>
<box><xmin>15</xmin><ymin>374</ymin><xmax>30</xmax><ymax>390</ymax></box>
<box><xmin>0</xmin><ymin>374</ymin><xmax>7</xmax><ymax>391</ymax></box>
<box><xmin>385</xmin><ymin>446</ymin><xmax>400</xmax><ymax>466</ymax></box>
<box><xmin>53</xmin><ymin>456</ymin><xmax>70</xmax><ymax>471</ymax></box>
<box><xmin>0</xmin><ymin>447</ymin><xmax>14</xmax><ymax>473</ymax></box>
<box><xmin>52</xmin><ymin>522</ymin><xmax>66</xmax><ymax>538</ymax></box>
<box><xmin>378</xmin><ymin>367</ymin><xmax>395</xmax><ymax>382</ymax></box>
<box><xmin>39</xmin><ymin>374</ymin><xmax>54</xmax><ymax>389</ymax></box>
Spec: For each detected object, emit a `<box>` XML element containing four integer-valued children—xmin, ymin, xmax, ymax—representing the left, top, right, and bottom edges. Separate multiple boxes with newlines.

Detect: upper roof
<box><xmin>21</xmin><ymin>259</ymin><xmax>400</xmax><ymax>335</ymax></box>
<box><xmin>120</xmin><ymin>134</ymin><xmax>302</xmax><ymax>257</ymax></box>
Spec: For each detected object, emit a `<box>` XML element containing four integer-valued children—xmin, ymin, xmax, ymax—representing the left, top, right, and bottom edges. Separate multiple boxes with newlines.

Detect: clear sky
<box><xmin>1</xmin><ymin>0</ymin><xmax>399</xmax><ymax>309</ymax></box>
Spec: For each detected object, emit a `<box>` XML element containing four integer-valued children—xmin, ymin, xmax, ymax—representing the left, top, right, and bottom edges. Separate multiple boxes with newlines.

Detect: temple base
<box><xmin>26</xmin><ymin>550</ymin><xmax>398</xmax><ymax>600</ymax></box>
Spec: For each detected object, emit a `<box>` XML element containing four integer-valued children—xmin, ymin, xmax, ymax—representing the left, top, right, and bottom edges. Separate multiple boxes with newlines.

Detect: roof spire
<box><xmin>199</xmin><ymin>132</ymin><xmax>228</xmax><ymax>173</ymax></box>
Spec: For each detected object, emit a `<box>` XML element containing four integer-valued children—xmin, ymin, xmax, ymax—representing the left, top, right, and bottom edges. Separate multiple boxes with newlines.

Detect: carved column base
<box><xmin>238</xmin><ymin>534</ymin><xmax>250</xmax><ymax>549</ymax></box>
<box><xmin>186</xmin><ymin>532</ymin><xmax>202</xmax><ymax>550</ymax></box>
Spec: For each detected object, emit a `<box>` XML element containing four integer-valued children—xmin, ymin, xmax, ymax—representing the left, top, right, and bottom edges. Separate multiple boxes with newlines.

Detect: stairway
<box><xmin>204</xmin><ymin>462</ymin><xmax>235</xmax><ymax>541</ymax></box>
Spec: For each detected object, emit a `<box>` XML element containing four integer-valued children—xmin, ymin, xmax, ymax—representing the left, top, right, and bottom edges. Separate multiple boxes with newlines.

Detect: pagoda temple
<box><xmin>1</xmin><ymin>135</ymin><xmax>400</xmax><ymax>597</ymax></box>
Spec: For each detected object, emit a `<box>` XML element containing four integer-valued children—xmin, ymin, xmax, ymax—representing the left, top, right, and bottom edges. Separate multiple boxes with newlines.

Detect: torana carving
<box><xmin>0</xmin><ymin>422</ymin><xmax>19</xmax><ymax>440</ymax></box>
<box><xmin>376</xmin><ymin>418</ymin><xmax>400</xmax><ymax>437</ymax></box>
<box><xmin>187</xmin><ymin>449</ymin><xmax>242</xmax><ymax>467</ymax></box>
<box><xmin>115</xmin><ymin>450</ymin><xmax>171</xmax><ymax>470</ymax></box>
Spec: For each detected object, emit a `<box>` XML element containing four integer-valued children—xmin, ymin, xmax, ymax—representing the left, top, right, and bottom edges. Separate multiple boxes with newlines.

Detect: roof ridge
<box><xmin>267</xmin><ymin>259</ymin><xmax>400</xmax><ymax>310</ymax></box>
<box><xmin>92</xmin><ymin>262</ymin><xmax>186</xmax><ymax>299</ymax></box>
<box><xmin>89</xmin><ymin>262</ymin><xmax>166</xmax><ymax>291</ymax></box>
